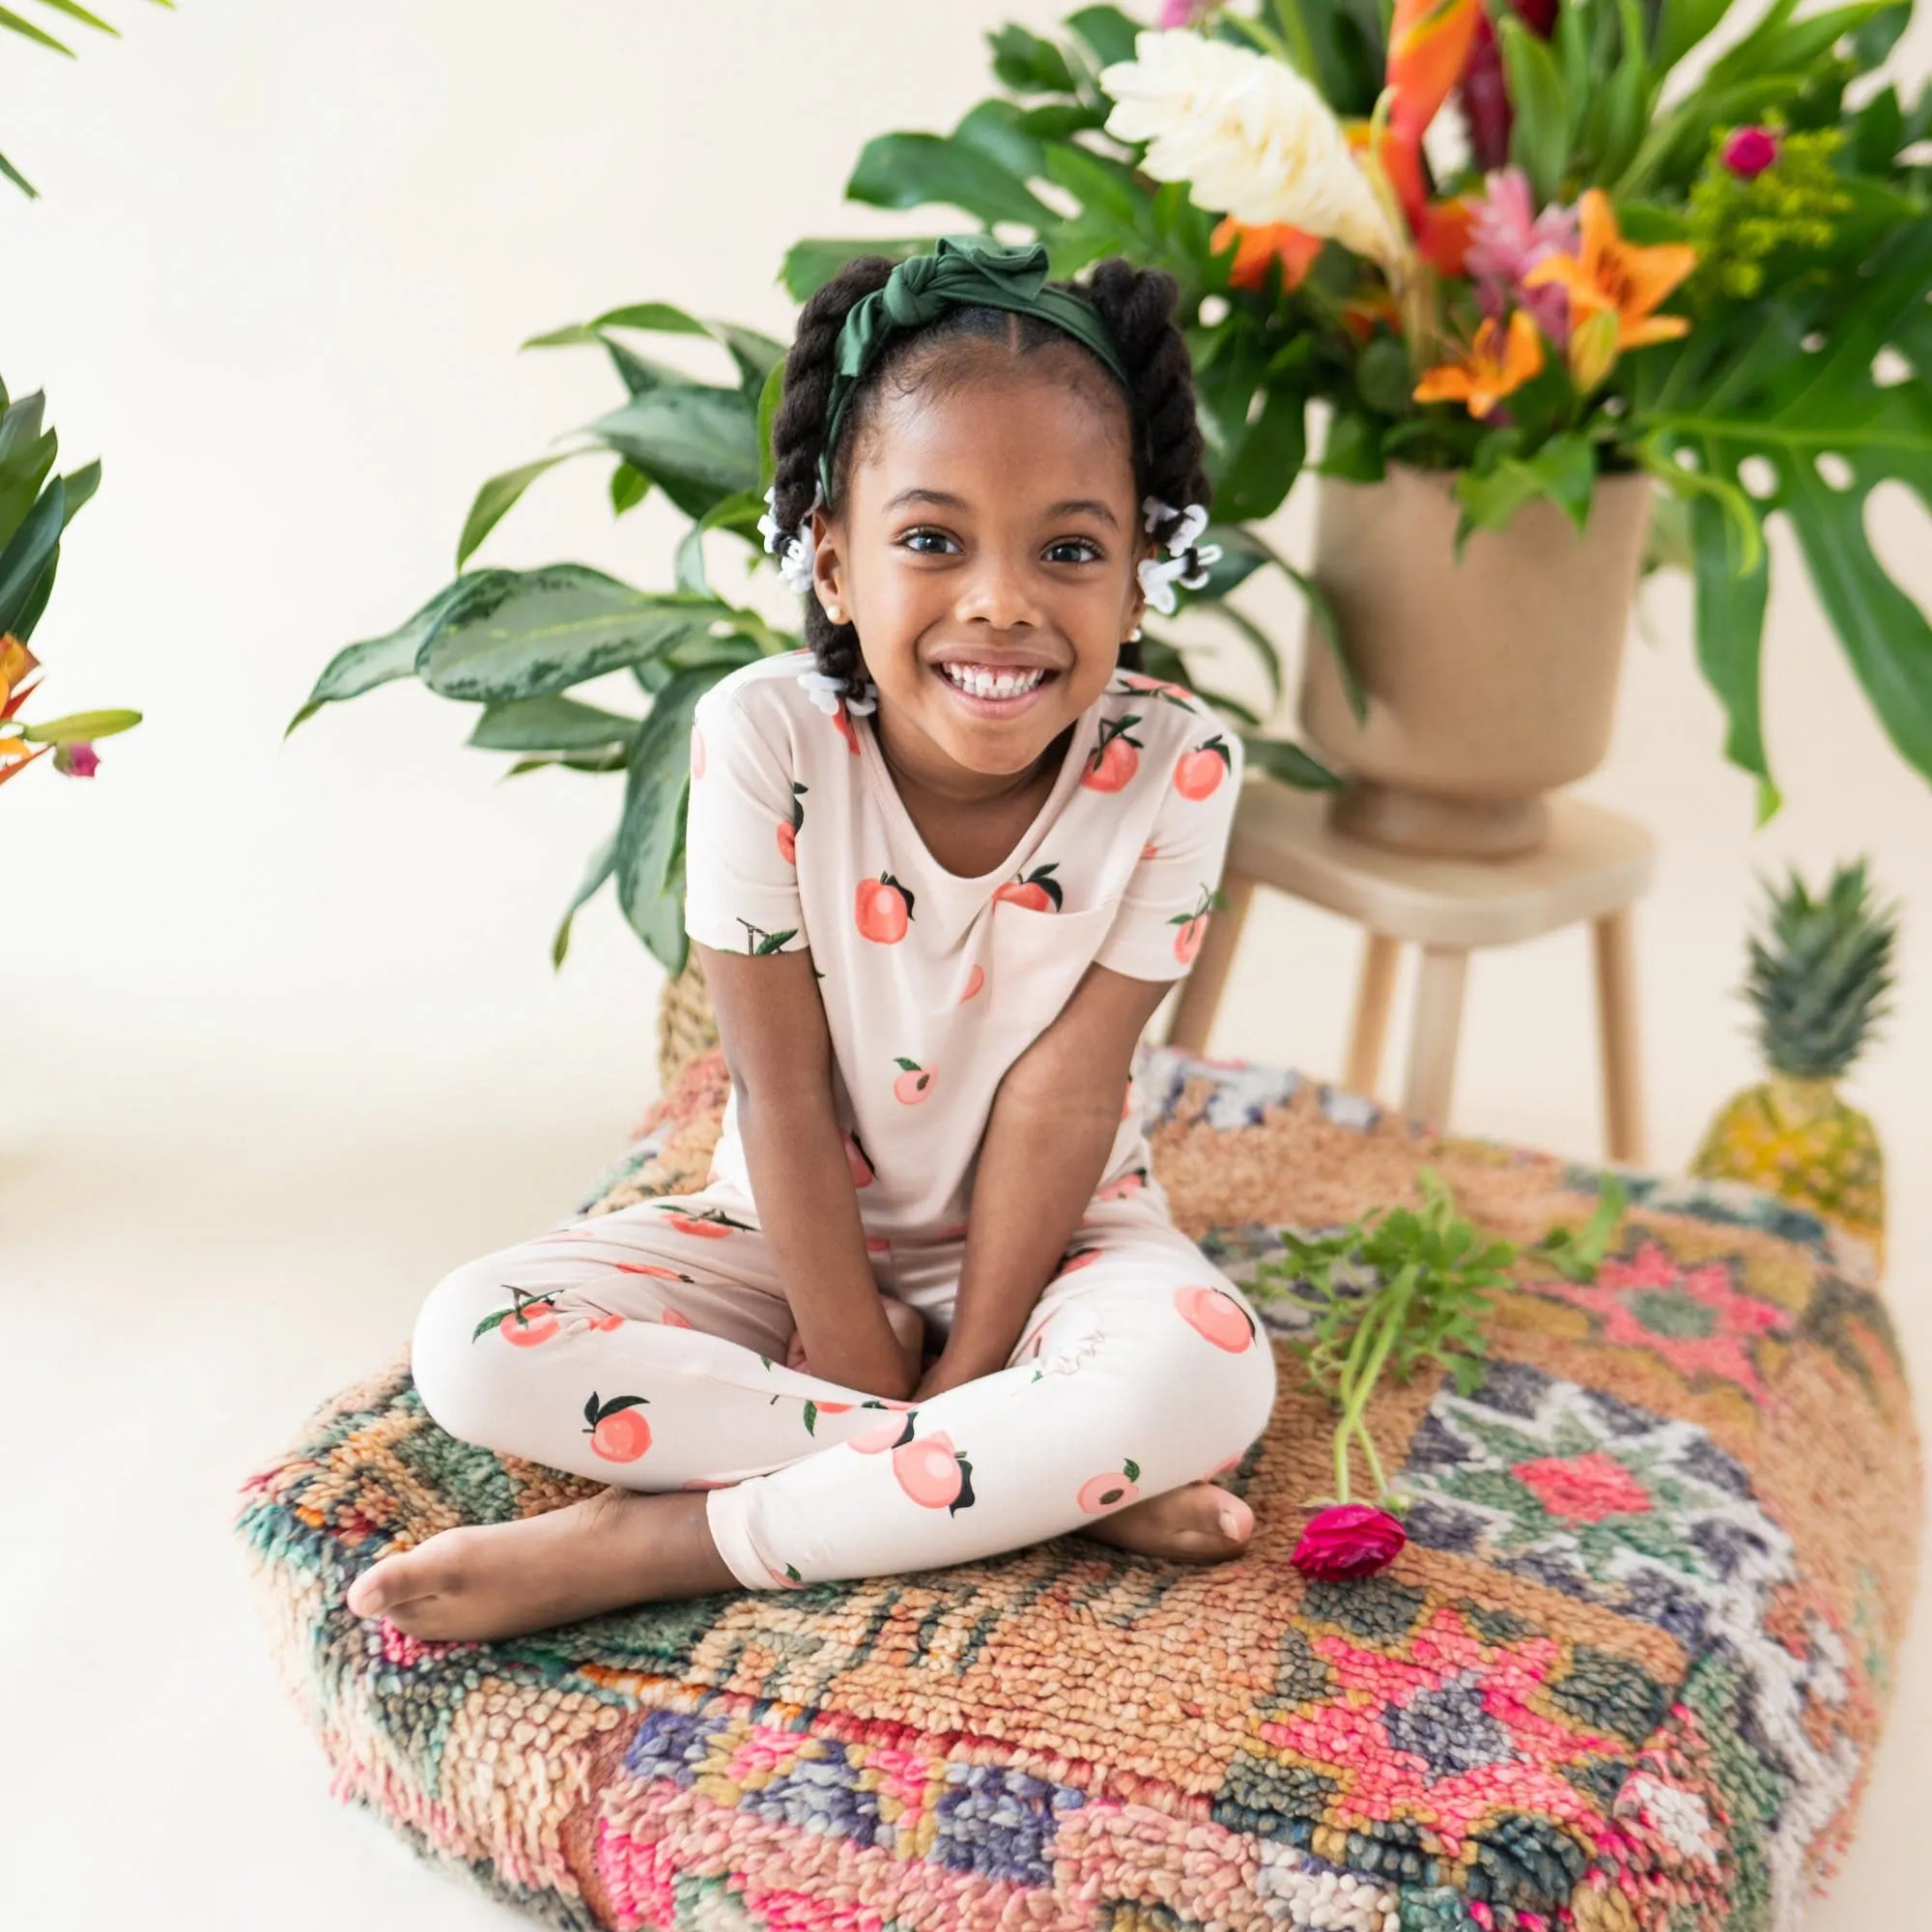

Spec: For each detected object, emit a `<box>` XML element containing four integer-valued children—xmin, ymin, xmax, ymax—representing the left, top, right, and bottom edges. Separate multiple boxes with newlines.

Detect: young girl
<box><xmin>346</xmin><ymin>235</ymin><xmax>1278</xmax><ymax>1642</ymax></box>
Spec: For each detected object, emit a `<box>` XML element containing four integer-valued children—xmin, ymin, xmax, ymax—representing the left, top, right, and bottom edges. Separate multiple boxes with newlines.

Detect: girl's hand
<box><xmin>911</xmin><ymin>1347</ymin><xmax>1004</xmax><ymax>1402</ymax></box>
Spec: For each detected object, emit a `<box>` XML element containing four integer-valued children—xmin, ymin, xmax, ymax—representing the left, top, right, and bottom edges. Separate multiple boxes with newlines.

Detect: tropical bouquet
<box><xmin>0</xmin><ymin>382</ymin><xmax>140</xmax><ymax>790</ymax></box>
<box><xmin>294</xmin><ymin>0</ymin><xmax>1932</xmax><ymax>980</ymax></box>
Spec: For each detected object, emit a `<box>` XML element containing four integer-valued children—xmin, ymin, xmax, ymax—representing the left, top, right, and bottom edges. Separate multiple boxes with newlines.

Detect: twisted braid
<box><xmin>764</xmin><ymin>251</ymin><xmax>1213</xmax><ymax>691</ymax></box>
<box><xmin>767</xmin><ymin>255</ymin><xmax>898</xmax><ymax>700</ymax></box>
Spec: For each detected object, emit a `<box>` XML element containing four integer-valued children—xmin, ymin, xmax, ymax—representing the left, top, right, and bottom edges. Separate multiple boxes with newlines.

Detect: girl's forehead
<box><xmin>850</xmin><ymin>365</ymin><xmax>1136</xmax><ymax>504</ymax></box>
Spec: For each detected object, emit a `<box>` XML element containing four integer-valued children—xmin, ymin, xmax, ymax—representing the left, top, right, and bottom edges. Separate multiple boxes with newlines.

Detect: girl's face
<box><xmin>810</xmin><ymin>355</ymin><xmax>1151</xmax><ymax>795</ymax></box>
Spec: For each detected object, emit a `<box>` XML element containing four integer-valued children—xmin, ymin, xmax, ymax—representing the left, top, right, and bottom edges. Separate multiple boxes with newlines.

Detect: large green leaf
<box><xmin>674</xmin><ymin>489</ymin><xmax>767</xmax><ymax>597</ymax></box>
<box><xmin>416</xmin><ymin>567</ymin><xmax>728</xmax><ymax>702</ymax></box>
<box><xmin>589</xmin><ymin>386</ymin><xmax>760</xmax><ymax>509</ymax></box>
<box><xmin>1062</xmin><ymin>5</ymin><xmax>1140</xmax><ymax>71</ymax></box>
<box><xmin>552</xmin><ymin>827</ymin><xmax>619</xmax><ymax>969</ymax></box>
<box><xmin>0</xmin><ymin>471</ymin><xmax>63</xmax><ymax>634</ymax></box>
<box><xmin>285</xmin><ymin>574</ymin><xmax>510</xmax><ymax>735</ymax></box>
<box><xmin>986</xmin><ymin>21</ymin><xmax>1076</xmax><ymax>95</ymax></box>
<box><xmin>1211</xmin><ymin>383</ymin><xmax>1309</xmax><ymax>523</ymax></box>
<box><xmin>1241</xmin><ymin>732</ymin><xmax>1345</xmax><ymax>790</ymax></box>
<box><xmin>1689</xmin><ymin>492</ymin><xmax>1776</xmax><ymax>817</ymax></box>
<box><xmin>454</xmin><ymin>450</ymin><xmax>589</xmax><ymax>570</ymax></box>
<box><xmin>1634</xmin><ymin>221</ymin><xmax>1932</xmax><ymax>790</ymax></box>
<box><xmin>1500</xmin><ymin>15</ymin><xmax>1572</xmax><ymax>205</ymax></box>
<box><xmin>846</xmin><ymin>131</ymin><xmax>1054</xmax><ymax>228</ymax></box>
<box><xmin>466</xmin><ymin>693</ymin><xmax>639</xmax><ymax>753</ymax></box>
<box><xmin>613</xmin><ymin>668</ymin><xmax>719</xmax><ymax>975</ymax></box>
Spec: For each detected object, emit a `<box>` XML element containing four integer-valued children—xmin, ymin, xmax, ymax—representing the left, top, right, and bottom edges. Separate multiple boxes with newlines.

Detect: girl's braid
<box><xmin>1073</xmin><ymin>258</ymin><xmax>1212</xmax><ymax>572</ymax></box>
<box><xmin>767</xmin><ymin>254</ymin><xmax>897</xmax><ymax>700</ymax></box>
<box><xmin>764</xmin><ymin>252</ymin><xmax>1213</xmax><ymax>689</ymax></box>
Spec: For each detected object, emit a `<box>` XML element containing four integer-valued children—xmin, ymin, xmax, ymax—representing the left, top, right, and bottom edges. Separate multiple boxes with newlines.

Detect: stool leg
<box><xmin>1345</xmin><ymin>931</ymin><xmax>1402</xmax><ymax>1100</ymax></box>
<box><xmin>1592</xmin><ymin>907</ymin><xmax>1646</xmax><ymax>1164</ymax></box>
<box><xmin>1165</xmin><ymin>873</ymin><xmax>1255</xmax><ymax>1054</ymax></box>
<box><xmin>1404</xmin><ymin>946</ymin><xmax>1469</xmax><ymax>1128</ymax></box>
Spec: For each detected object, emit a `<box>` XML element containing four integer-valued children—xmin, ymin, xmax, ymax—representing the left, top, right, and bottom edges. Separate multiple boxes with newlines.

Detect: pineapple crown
<box><xmin>1741</xmin><ymin>857</ymin><xmax>1900</xmax><ymax>1081</ymax></box>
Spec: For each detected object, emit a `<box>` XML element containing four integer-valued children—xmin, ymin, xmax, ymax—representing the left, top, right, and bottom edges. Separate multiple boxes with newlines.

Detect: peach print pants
<box><xmin>408</xmin><ymin>1182</ymin><xmax>1279</xmax><ymax>1592</ymax></box>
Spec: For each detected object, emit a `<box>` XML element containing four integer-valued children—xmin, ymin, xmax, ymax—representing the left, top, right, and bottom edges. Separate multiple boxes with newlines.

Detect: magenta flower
<box><xmin>1465</xmin><ymin>166</ymin><xmax>1579</xmax><ymax>347</ymax></box>
<box><xmin>1722</xmin><ymin>126</ymin><xmax>1779</xmax><ymax>179</ymax></box>
<box><xmin>53</xmin><ymin>740</ymin><xmax>99</xmax><ymax>778</ymax></box>
<box><xmin>1290</xmin><ymin>1503</ymin><xmax>1407</xmax><ymax>1579</ymax></box>
<box><xmin>1158</xmin><ymin>0</ymin><xmax>1209</xmax><ymax>22</ymax></box>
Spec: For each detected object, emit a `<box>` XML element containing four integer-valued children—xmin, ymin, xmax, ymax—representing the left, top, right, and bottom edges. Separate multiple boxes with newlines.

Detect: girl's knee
<box><xmin>410</xmin><ymin>1254</ymin><xmax>533</xmax><ymax>1445</ymax></box>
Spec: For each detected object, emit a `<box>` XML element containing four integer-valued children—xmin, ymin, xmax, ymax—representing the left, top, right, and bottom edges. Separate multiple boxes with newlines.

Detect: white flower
<box><xmin>1100</xmin><ymin>30</ymin><xmax>1402</xmax><ymax>270</ymax></box>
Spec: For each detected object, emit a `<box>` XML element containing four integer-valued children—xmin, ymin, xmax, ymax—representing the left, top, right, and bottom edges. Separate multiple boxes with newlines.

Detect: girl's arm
<box><xmin>699</xmin><ymin>940</ymin><xmax>914</xmax><ymax>1401</ymax></box>
<box><xmin>934</xmin><ymin>964</ymin><xmax>1173</xmax><ymax>1387</ymax></box>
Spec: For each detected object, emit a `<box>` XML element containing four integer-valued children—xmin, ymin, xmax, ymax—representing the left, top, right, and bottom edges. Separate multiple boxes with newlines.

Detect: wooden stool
<box><xmin>1164</xmin><ymin>781</ymin><xmax>1657</xmax><ymax>1162</ymax></box>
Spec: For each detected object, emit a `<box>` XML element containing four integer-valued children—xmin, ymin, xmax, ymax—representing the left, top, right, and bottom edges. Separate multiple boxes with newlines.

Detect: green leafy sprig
<box><xmin>1251</xmin><ymin>1169</ymin><xmax>1630</xmax><ymax>1510</ymax></box>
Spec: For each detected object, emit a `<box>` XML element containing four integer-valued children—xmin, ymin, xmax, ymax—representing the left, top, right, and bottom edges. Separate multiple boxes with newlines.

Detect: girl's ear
<box><xmin>810</xmin><ymin>504</ymin><xmax>845</xmax><ymax>614</ymax></box>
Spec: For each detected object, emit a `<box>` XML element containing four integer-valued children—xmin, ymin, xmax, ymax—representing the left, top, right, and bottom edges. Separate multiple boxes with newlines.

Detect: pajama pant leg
<box><xmin>408</xmin><ymin>1188</ymin><xmax>1277</xmax><ymax>1593</ymax></box>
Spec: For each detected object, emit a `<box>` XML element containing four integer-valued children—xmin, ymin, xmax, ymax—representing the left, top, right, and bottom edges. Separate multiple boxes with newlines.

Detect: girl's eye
<box><xmin>1044</xmin><ymin>537</ymin><xmax>1103</xmax><ymax>565</ymax></box>
<box><xmin>900</xmin><ymin>527</ymin><xmax>959</xmax><ymax>555</ymax></box>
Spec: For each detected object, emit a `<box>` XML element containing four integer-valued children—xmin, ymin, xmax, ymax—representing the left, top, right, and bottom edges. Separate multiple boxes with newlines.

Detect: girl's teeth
<box><xmin>943</xmin><ymin>664</ymin><xmax>1045</xmax><ymax>698</ymax></box>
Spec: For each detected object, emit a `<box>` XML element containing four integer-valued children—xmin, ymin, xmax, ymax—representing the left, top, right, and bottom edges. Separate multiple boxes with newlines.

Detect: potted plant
<box><xmin>800</xmin><ymin>2</ymin><xmax>1932</xmax><ymax>854</ymax></box>
<box><xmin>0</xmin><ymin>381</ymin><xmax>140</xmax><ymax>790</ymax></box>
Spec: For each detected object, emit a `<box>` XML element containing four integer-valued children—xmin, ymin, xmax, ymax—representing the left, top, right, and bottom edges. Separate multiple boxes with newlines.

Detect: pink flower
<box><xmin>1159</xmin><ymin>0</ymin><xmax>1209</xmax><ymax>21</ymax></box>
<box><xmin>1722</xmin><ymin>126</ymin><xmax>1779</xmax><ymax>179</ymax></box>
<box><xmin>54</xmin><ymin>740</ymin><xmax>99</xmax><ymax>778</ymax></box>
<box><xmin>1465</xmin><ymin>166</ymin><xmax>1578</xmax><ymax>346</ymax></box>
<box><xmin>1290</xmin><ymin>1503</ymin><xmax>1407</xmax><ymax>1579</ymax></box>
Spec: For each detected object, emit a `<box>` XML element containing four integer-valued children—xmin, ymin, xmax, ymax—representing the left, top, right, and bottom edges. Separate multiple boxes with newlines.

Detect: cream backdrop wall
<box><xmin>4</xmin><ymin>3</ymin><xmax>1930</xmax><ymax>1925</ymax></box>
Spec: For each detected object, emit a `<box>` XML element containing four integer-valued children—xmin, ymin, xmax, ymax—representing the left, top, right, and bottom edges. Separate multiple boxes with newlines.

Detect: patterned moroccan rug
<box><xmin>233</xmin><ymin>1045</ymin><xmax>1921</xmax><ymax>1932</ymax></box>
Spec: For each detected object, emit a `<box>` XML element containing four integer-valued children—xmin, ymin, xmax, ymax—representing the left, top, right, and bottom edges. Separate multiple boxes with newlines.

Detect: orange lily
<box><xmin>1210</xmin><ymin>215</ymin><xmax>1325</xmax><ymax>294</ymax></box>
<box><xmin>1521</xmin><ymin>189</ymin><xmax>1695</xmax><ymax>355</ymax></box>
<box><xmin>1412</xmin><ymin>309</ymin><xmax>1545</xmax><ymax>418</ymax></box>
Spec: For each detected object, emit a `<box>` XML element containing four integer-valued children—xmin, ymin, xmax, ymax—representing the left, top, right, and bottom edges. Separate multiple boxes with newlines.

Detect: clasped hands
<box><xmin>782</xmin><ymin>1287</ymin><xmax>1027</xmax><ymax>1404</ymax></box>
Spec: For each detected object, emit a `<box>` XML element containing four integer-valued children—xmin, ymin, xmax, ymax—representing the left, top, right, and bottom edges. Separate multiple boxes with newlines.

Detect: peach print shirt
<box><xmin>682</xmin><ymin>651</ymin><xmax>1245</xmax><ymax>1236</ymax></box>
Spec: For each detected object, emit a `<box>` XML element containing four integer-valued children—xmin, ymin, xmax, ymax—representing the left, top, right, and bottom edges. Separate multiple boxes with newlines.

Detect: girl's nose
<box><xmin>954</xmin><ymin>554</ymin><xmax>1045</xmax><ymax>632</ymax></box>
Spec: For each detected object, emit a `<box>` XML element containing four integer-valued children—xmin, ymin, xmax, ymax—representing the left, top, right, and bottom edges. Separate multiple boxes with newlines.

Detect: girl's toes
<box><xmin>346</xmin><ymin>1546</ymin><xmax>440</xmax><ymax>1619</ymax></box>
<box><xmin>1210</xmin><ymin>1487</ymin><xmax>1255</xmax><ymax>1544</ymax></box>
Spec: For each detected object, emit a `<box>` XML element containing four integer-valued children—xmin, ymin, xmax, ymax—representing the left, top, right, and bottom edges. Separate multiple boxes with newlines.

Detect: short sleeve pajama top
<box><xmin>682</xmin><ymin>651</ymin><xmax>1245</xmax><ymax>1236</ymax></box>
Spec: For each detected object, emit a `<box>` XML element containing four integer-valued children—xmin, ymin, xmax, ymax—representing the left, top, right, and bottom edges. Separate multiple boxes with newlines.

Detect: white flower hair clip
<box><xmin>1136</xmin><ymin>495</ymin><xmax>1222</xmax><ymax>615</ymax></box>
<box><xmin>759</xmin><ymin>482</ymin><xmax>821</xmax><ymax>595</ymax></box>
<box><xmin>796</xmin><ymin>668</ymin><xmax>877</xmax><ymax>718</ymax></box>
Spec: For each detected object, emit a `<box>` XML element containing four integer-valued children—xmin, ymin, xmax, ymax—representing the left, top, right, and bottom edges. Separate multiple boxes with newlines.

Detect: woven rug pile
<box><xmin>233</xmin><ymin>1045</ymin><xmax>1921</xmax><ymax>1932</ymax></box>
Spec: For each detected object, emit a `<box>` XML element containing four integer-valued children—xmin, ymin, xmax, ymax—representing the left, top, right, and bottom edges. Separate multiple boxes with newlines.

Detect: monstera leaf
<box><xmin>1634</xmin><ymin>220</ymin><xmax>1932</xmax><ymax>816</ymax></box>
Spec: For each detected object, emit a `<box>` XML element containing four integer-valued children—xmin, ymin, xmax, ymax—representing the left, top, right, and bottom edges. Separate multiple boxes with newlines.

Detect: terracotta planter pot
<box><xmin>1295</xmin><ymin>462</ymin><xmax>1654</xmax><ymax>859</ymax></box>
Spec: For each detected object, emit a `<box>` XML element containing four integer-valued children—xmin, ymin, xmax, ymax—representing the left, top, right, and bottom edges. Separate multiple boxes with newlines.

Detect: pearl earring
<box><xmin>1127</xmin><ymin>624</ymin><xmax>1143</xmax><ymax>642</ymax></box>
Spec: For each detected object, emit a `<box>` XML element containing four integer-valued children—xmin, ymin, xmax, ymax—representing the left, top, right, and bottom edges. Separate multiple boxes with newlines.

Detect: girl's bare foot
<box><xmin>786</xmin><ymin>1293</ymin><xmax>928</xmax><ymax>1380</ymax></box>
<box><xmin>1076</xmin><ymin>1480</ymin><xmax>1255</xmax><ymax>1564</ymax></box>
<box><xmin>342</xmin><ymin>1487</ymin><xmax>739</xmax><ymax>1642</ymax></box>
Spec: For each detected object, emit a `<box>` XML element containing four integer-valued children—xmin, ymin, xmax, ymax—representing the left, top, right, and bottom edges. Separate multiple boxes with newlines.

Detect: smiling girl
<box><xmin>346</xmin><ymin>236</ymin><xmax>1277</xmax><ymax>1641</ymax></box>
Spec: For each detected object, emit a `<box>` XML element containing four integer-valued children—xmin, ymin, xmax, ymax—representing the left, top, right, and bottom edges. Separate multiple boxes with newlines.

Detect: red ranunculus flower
<box><xmin>1290</xmin><ymin>1503</ymin><xmax>1407</xmax><ymax>1579</ymax></box>
<box><xmin>1722</xmin><ymin>126</ymin><xmax>1779</xmax><ymax>179</ymax></box>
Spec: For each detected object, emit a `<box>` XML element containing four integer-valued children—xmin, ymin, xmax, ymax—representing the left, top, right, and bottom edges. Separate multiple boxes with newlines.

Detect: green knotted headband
<box><xmin>815</xmin><ymin>233</ymin><xmax>1136</xmax><ymax>500</ymax></box>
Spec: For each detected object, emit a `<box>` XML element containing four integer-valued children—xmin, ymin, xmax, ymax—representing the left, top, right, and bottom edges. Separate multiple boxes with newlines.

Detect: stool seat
<box><xmin>1168</xmin><ymin>778</ymin><xmax>1656</xmax><ymax>1161</ymax></box>
<box><xmin>1225</xmin><ymin>781</ymin><xmax>1656</xmax><ymax>948</ymax></box>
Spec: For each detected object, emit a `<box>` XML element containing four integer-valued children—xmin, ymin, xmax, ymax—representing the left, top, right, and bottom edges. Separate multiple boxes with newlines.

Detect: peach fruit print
<box><xmin>894</xmin><ymin>1430</ymin><xmax>977</xmax><ymax>1513</ymax></box>
<box><xmin>831</xmin><ymin>697</ymin><xmax>861</xmax><ymax>756</ymax></box>
<box><xmin>777</xmin><ymin>781</ymin><xmax>807</xmax><ymax>864</ymax></box>
<box><xmin>855</xmin><ymin>872</ymin><xmax>915</xmax><ymax>942</ymax></box>
<box><xmin>1171</xmin><ymin>885</ymin><xmax>1216</xmax><ymax>964</ymax></box>
<box><xmin>1095</xmin><ymin>1167</ymin><xmax>1149</xmax><ymax>1202</ymax></box>
<box><xmin>474</xmin><ymin>1285</ymin><xmax>564</xmax><ymax>1346</ymax></box>
<box><xmin>1077</xmin><ymin>1459</ymin><xmax>1142</xmax><ymax>1512</ymax></box>
<box><xmin>655</xmin><ymin>1205</ymin><xmax>754</xmax><ymax>1238</ymax></box>
<box><xmin>1174</xmin><ymin>1284</ymin><xmax>1257</xmax><ymax>1352</ymax></box>
<box><xmin>960</xmin><ymin>962</ymin><xmax>985</xmax><ymax>1001</ymax></box>
<box><xmin>993</xmin><ymin>861</ymin><xmax>1063</xmax><ymax>911</ymax></box>
<box><xmin>893</xmin><ymin>1058</ymin><xmax>937</xmax><ymax>1103</ymax></box>
<box><xmin>1174</xmin><ymin>735</ymin><xmax>1233</xmax><ymax>800</ymax></box>
<box><xmin>844</xmin><ymin>1130</ymin><xmax>874</xmax><ymax>1187</ymax></box>
<box><xmin>582</xmin><ymin>1391</ymin><xmax>651</xmax><ymax>1463</ymax></box>
<box><xmin>1081</xmin><ymin>714</ymin><xmax>1144</xmax><ymax>792</ymax></box>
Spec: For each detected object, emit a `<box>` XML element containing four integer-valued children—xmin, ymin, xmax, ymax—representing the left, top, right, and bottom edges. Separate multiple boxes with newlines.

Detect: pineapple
<box><xmin>1690</xmin><ymin>859</ymin><xmax>1898</xmax><ymax>1272</ymax></box>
